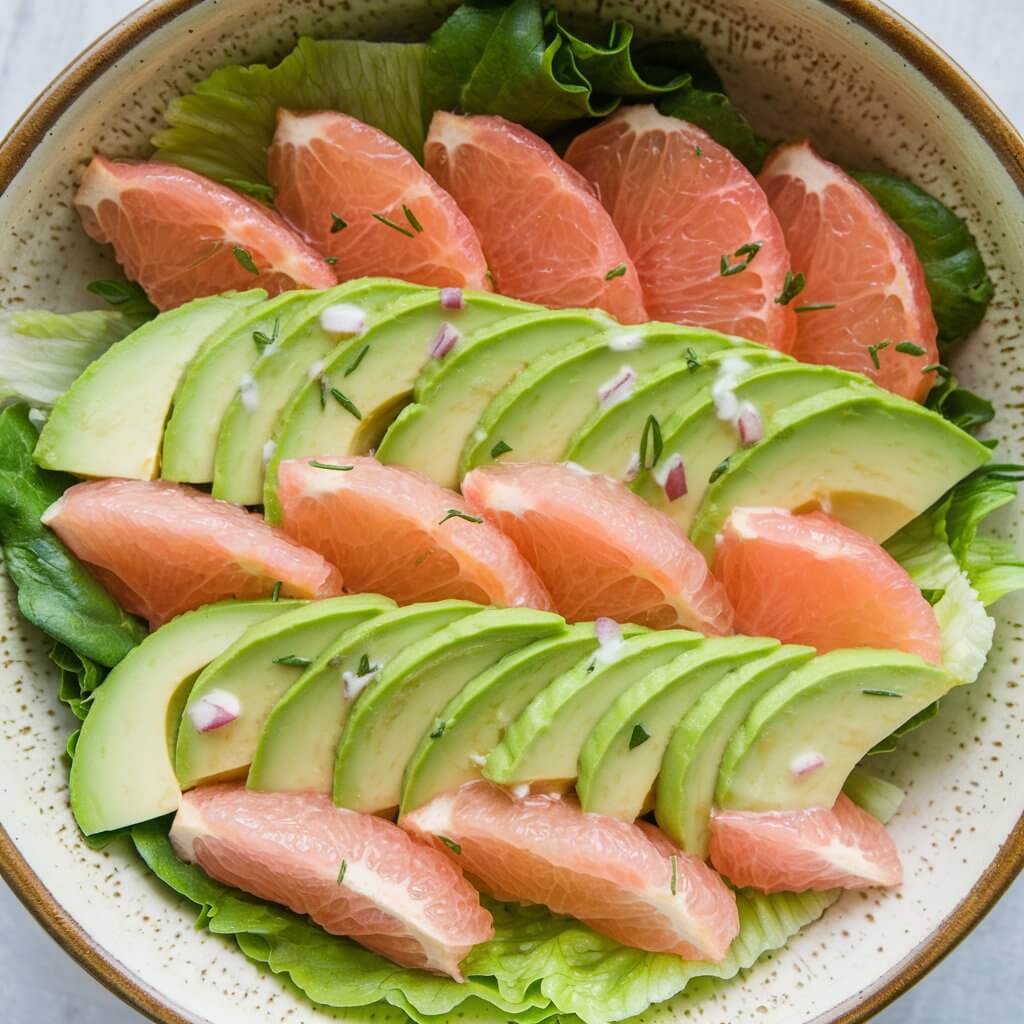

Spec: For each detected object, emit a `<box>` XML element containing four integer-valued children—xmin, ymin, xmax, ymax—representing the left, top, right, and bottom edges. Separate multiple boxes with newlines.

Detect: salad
<box><xmin>1</xmin><ymin>1</ymin><xmax>1022</xmax><ymax>1022</ymax></box>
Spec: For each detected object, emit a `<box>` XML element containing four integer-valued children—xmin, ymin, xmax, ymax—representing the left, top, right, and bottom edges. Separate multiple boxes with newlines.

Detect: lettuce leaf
<box><xmin>932</xmin><ymin>570</ymin><xmax>994</xmax><ymax>685</ymax></box>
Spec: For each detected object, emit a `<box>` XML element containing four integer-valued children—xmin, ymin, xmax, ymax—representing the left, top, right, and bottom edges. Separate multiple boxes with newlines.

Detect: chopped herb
<box><xmin>308</xmin><ymin>460</ymin><xmax>354</xmax><ymax>471</ymax></box>
<box><xmin>685</xmin><ymin>348</ymin><xmax>701</xmax><ymax>372</ymax></box>
<box><xmin>670</xmin><ymin>855</ymin><xmax>678</xmax><ymax>896</ymax></box>
<box><xmin>720</xmin><ymin>241</ymin><xmax>763</xmax><ymax>277</ymax></box>
<box><xmin>439</xmin><ymin>509</ymin><xmax>483</xmax><ymax>525</ymax></box>
<box><xmin>356</xmin><ymin>653</ymin><xmax>371</xmax><ymax>676</ymax></box>
<box><xmin>439</xmin><ymin>835</ymin><xmax>462</xmax><ymax>855</ymax></box>
<box><xmin>323</xmin><ymin>256</ymin><xmax>338</xmax><ymax>266</ymax></box>
<box><xmin>252</xmin><ymin>318</ymin><xmax>280</xmax><ymax>352</ymax></box>
<box><xmin>344</xmin><ymin>344</ymin><xmax>369</xmax><ymax>376</ymax></box>
<box><xmin>708</xmin><ymin>457</ymin><xmax>731</xmax><ymax>483</ymax></box>
<box><xmin>429</xmin><ymin>719</ymin><xmax>447</xmax><ymax>739</ymax></box>
<box><xmin>490</xmin><ymin>440</ymin><xmax>513</xmax><ymax>458</ymax></box>
<box><xmin>317</xmin><ymin>374</ymin><xmax>328</xmax><ymax>410</ymax></box>
<box><xmin>694</xmin><ymin>144</ymin><xmax>702</xmax><ymax>157</ymax></box>
<box><xmin>86</xmin><ymin>279</ymin><xmax>156</xmax><ymax>314</ymax></box>
<box><xmin>585</xmin><ymin>662</ymin><xmax>596</xmax><ymax>674</ymax></box>
<box><xmin>895</xmin><ymin>341</ymin><xmax>926</xmax><ymax>356</ymax></box>
<box><xmin>774</xmin><ymin>270</ymin><xmax>806</xmax><ymax>306</ymax></box>
<box><xmin>403</xmin><ymin>204</ymin><xmax>424</xmax><ymax>233</ymax></box>
<box><xmin>330</xmin><ymin>212</ymin><xmax>348</xmax><ymax>234</ymax></box>
<box><xmin>336</xmin><ymin>860</ymin><xmax>347</xmax><ymax>885</ymax></box>
<box><xmin>271</xmin><ymin>581</ymin><xmax>282</xmax><ymax>602</ymax></box>
<box><xmin>867</xmin><ymin>340</ymin><xmax>890</xmax><ymax>370</ymax></box>
<box><xmin>920</xmin><ymin>588</ymin><xmax>946</xmax><ymax>605</ymax></box>
<box><xmin>862</xmin><ymin>688</ymin><xmax>903</xmax><ymax>698</ymax></box>
<box><xmin>628</xmin><ymin>723</ymin><xmax>651</xmax><ymax>750</ymax></box>
<box><xmin>330</xmin><ymin>387</ymin><xmax>363</xmax><ymax>420</ymax></box>
<box><xmin>232</xmin><ymin>245</ymin><xmax>260</xmax><ymax>274</ymax></box>
<box><xmin>372</xmin><ymin>212</ymin><xmax>415</xmax><ymax>238</ymax></box>
<box><xmin>224</xmin><ymin>178</ymin><xmax>276</xmax><ymax>203</ymax></box>
<box><xmin>273</xmin><ymin>654</ymin><xmax>312</xmax><ymax>667</ymax></box>
<box><xmin>605</xmin><ymin>263</ymin><xmax>627</xmax><ymax>281</ymax></box>
<box><xmin>639</xmin><ymin>415</ymin><xmax>663</xmax><ymax>471</ymax></box>
<box><xmin>922</xmin><ymin>362</ymin><xmax>951</xmax><ymax>379</ymax></box>
<box><xmin>794</xmin><ymin>303</ymin><xmax>837</xmax><ymax>313</ymax></box>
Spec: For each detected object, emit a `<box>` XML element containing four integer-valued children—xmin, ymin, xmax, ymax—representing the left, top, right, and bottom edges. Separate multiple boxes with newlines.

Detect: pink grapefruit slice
<box><xmin>403</xmin><ymin>781</ymin><xmax>738</xmax><ymax>961</ymax></box>
<box><xmin>714</xmin><ymin>507</ymin><xmax>942</xmax><ymax>662</ymax></box>
<box><xmin>42</xmin><ymin>478</ymin><xmax>343</xmax><ymax>627</ymax></box>
<box><xmin>171</xmin><ymin>784</ymin><xmax>493</xmax><ymax>977</ymax></box>
<box><xmin>758</xmin><ymin>141</ymin><xmax>938</xmax><ymax>400</ymax></box>
<box><xmin>269</xmin><ymin>110</ymin><xmax>490</xmax><ymax>290</ymax></box>
<box><xmin>424</xmin><ymin>112</ymin><xmax>647</xmax><ymax>323</ymax></box>
<box><xmin>276</xmin><ymin>456</ymin><xmax>553</xmax><ymax>610</ymax></box>
<box><xmin>708</xmin><ymin>793</ymin><xmax>903</xmax><ymax>893</ymax></box>
<box><xmin>461</xmin><ymin>462</ymin><xmax>733</xmax><ymax>633</ymax></box>
<box><xmin>74</xmin><ymin>157</ymin><xmax>335</xmax><ymax>311</ymax></box>
<box><xmin>564</xmin><ymin>106</ymin><xmax>796</xmax><ymax>351</ymax></box>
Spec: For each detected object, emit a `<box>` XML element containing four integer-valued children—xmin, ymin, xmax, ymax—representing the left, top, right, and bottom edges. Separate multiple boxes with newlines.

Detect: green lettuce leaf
<box><xmin>932</xmin><ymin>570</ymin><xmax>994</xmax><ymax>685</ymax></box>
<box><xmin>853</xmin><ymin>171</ymin><xmax>994</xmax><ymax>346</ymax></box>
<box><xmin>153</xmin><ymin>38</ymin><xmax>430</xmax><ymax>184</ymax></box>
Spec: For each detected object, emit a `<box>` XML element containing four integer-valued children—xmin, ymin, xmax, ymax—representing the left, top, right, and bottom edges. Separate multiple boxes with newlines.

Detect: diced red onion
<box><xmin>735</xmin><ymin>401</ymin><xmax>763</xmax><ymax>446</ymax></box>
<box><xmin>440</xmin><ymin>287</ymin><xmax>465</xmax><ymax>310</ymax></box>
<box><xmin>597</xmin><ymin>366</ymin><xmax>636</xmax><ymax>407</ymax></box>
<box><xmin>429</xmin><ymin>322</ymin><xmax>461</xmax><ymax>359</ymax></box>
<box><xmin>188</xmin><ymin>690</ymin><xmax>241</xmax><ymax>733</ymax></box>
<box><xmin>655</xmin><ymin>453</ymin><xmax>687</xmax><ymax>502</ymax></box>
<box><xmin>790</xmin><ymin>751</ymin><xmax>826</xmax><ymax>777</ymax></box>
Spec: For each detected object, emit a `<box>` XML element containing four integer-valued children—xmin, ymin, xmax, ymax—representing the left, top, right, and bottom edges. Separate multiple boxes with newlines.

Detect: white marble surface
<box><xmin>0</xmin><ymin>1</ymin><xmax>1022</xmax><ymax>1021</ymax></box>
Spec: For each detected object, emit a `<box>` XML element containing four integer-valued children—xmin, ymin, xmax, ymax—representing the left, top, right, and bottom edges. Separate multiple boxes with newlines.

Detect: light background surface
<box><xmin>0</xmin><ymin>1</ymin><xmax>1021</xmax><ymax>1021</ymax></box>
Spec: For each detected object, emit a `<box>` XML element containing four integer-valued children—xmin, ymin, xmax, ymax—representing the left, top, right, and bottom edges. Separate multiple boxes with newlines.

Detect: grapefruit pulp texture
<box><xmin>565</xmin><ymin>106</ymin><xmax>796</xmax><ymax>351</ymax></box>
<box><xmin>74</xmin><ymin>157</ymin><xmax>335</xmax><ymax>311</ymax></box>
<box><xmin>171</xmin><ymin>785</ymin><xmax>493</xmax><ymax>978</ymax></box>
<box><xmin>709</xmin><ymin>793</ymin><xmax>903</xmax><ymax>893</ymax></box>
<box><xmin>42</xmin><ymin>479</ymin><xmax>343</xmax><ymax>628</ymax></box>
<box><xmin>714</xmin><ymin>507</ymin><xmax>942</xmax><ymax>662</ymax></box>
<box><xmin>277</xmin><ymin>457</ymin><xmax>553</xmax><ymax>610</ymax></box>
<box><xmin>403</xmin><ymin>781</ymin><xmax>739</xmax><ymax>961</ymax></box>
<box><xmin>269</xmin><ymin>110</ymin><xmax>490</xmax><ymax>290</ymax></box>
<box><xmin>461</xmin><ymin>462</ymin><xmax>733</xmax><ymax>633</ymax></box>
<box><xmin>758</xmin><ymin>141</ymin><xmax>938</xmax><ymax>401</ymax></box>
<box><xmin>425</xmin><ymin>113</ymin><xmax>647</xmax><ymax>323</ymax></box>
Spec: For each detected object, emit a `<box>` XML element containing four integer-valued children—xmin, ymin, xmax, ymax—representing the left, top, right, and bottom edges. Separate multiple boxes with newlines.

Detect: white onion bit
<box><xmin>188</xmin><ymin>690</ymin><xmax>241</xmax><ymax>733</ymax></box>
<box><xmin>624</xmin><ymin>451</ymin><xmax>641</xmax><ymax>482</ymax></box>
<box><xmin>28</xmin><ymin>408</ymin><xmax>48</xmax><ymax>430</ymax></box>
<box><xmin>563</xmin><ymin>461</ymin><xmax>592</xmax><ymax>476</ymax></box>
<box><xmin>239</xmin><ymin>373</ymin><xmax>260</xmax><ymax>413</ymax></box>
<box><xmin>468</xmin><ymin>751</ymin><xmax>487</xmax><ymax>767</ymax></box>
<box><xmin>439</xmin><ymin>287</ymin><xmax>465</xmax><ymax>310</ymax></box>
<box><xmin>429</xmin><ymin>322</ymin><xmax>461</xmax><ymax>359</ymax></box>
<box><xmin>608</xmin><ymin>331</ymin><xmax>644</xmax><ymax>352</ymax></box>
<box><xmin>710</xmin><ymin>355</ymin><xmax>752</xmax><ymax>423</ymax></box>
<box><xmin>511</xmin><ymin>783</ymin><xmax>531</xmax><ymax>800</ymax></box>
<box><xmin>595</xmin><ymin>617</ymin><xmax>622</xmax><ymax>647</ymax></box>
<box><xmin>342</xmin><ymin>664</ymin><xmax>380</xmax><ymax>700</ymax></box>
<box><xmin>790</xmin><ymin>751</ymin><xmax>826</xmax><ymax>777</ymax></box>
<box><xmin>307</xmin><ymin>358</ymin><xmax>326</xmax><ymax>381</ymax></box>
<box><xmin>319</xmin><ymin>304</ymin><xmax>367</xmax><ymax>337</ymax></box>
<box><xmin>262</xmin><ymin>439</ymin><xmax>277</xmax><ymax>465</ymax></box>
<box><xmin>735</xmin><ymin>401</ymin><xmax>763</xmax><ymax>446</ymax></box>
<box><xmin>658</xmin><ymin>453</ymin><xmax>688</xmax><ymax>502</ymax></box>
<box><xmin>597</xmin><ymin>365</ymin><xmax>636</xmax><ymax>408</ymax></box>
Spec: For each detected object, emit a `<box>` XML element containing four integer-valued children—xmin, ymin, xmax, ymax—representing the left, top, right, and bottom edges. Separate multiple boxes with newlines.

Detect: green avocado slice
<box><xmin>634</xmin><ymin>363</ymin><xmax>859</xmax><ymax>533</ymax></box>
<box><xmin>655</xmin><ymin>644</ymin><xmax>815</xmax><ymax>856</ymax></box>
<box><xmin>36</xmin><ymin>290</ymin><xmax>265</xmax><ymax>480</ymax></box>
<box><xmin>717</xmin><ymin>648</ymin><xmax>953</xmax><ymax>811</ymax></box>
<box><xmin>174</xmin><ymin>594</ymin><xmax>393</xmax><ymax>789</ymax></box>
<box><xmin>376</xmin><ymin>307</ymin><xmax>614</xmax><ymax>488</ymax></box>
<box><xmin>400</xmin><ymin>622</ymin><xmax>601</xmax><ymax>815</ymax></box>
<box><xmin>212</xmin><ymin>279</ymin><xmax>423</xmax><ymax>505</ymax></box>
<box><xmin>483</xmin><ymin>628</ymin><xmax>694</xmax><ymax>787</ymax></box>
<box><xmin>247</xmin><ymin>600</ymin><xmax>482</xmax><ymax>794</ymax></box>
<box><xmin>263</xmin><ymin>290</ymin><xmax>531</xmax><ymax>520</ymax></box>
<box><xmin>69</xmin><ymin>599</ymin><xmax>298</xmax><ymax>835</ymax></box>
<box><xmin>564</xmin><ymin>347</ymin><xmax>785</xmax><ymax>480</ymax></box>
<box><xmin>577</xmin><ymin>636</ymin><xmax>780</xmax><ymax>821</ymax></box>
<box><xmin>689</xmin><ymin>386</ymin><xmax>992</xmax><ymax>557</ymax></box>
<box><xmin>460</xmin><ymin>323</ymin><xmax>750</xmax><ymax>475</ymax></box>
<box><xmin>334</xmin><ymin>607</ymin><xmax>565</xmax><ymax>815</ymax></box>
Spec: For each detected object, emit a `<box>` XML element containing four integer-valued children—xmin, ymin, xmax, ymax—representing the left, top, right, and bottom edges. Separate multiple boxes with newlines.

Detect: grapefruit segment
<box><xmin>403</xmin><ymin>781</ymin><xmax>739</xmax><ymax>961</ymax></box>
<box><xmin>269</xmin><ymin>110</ymin><xmax>490</xmax><ymax>290</ymax></box>
<box><xmin>758</xmin><ymin>141</ymin><xmax>938</xmax><ymax>400</ymax></box>
<box><xmin>565</xmin><ymin>106</ymin><xmax>796</xmax><ymax>351</ymax></box>
<box><xmin>708</xmin><ymin>793</ymin><xmax>903</xmax><ymax>893</ymax></box>
<box><xmin>171</xmin><ymin>784</ymin><xmax>493</xmax><ymax>977</ymax></box>
<box><xmin>42</xmin><ymin>479</ymin><xmax>343</xmax><ymax>627</ymax></box>
<box><xmin>461</xmin><ymin>462</ymin><xmax>733</xmax><ymax>633</ymax></box>
<box><xmin>714</xmin><ymin>507</ymin><xmax>942</xmax><ymax>662</ymax></box>
<box><xmin>277</xmin><ymin>456</ymin><xmax>553</xmax><ymax>610</ymax></box>
<box><xmin>74</xmin><ymin>157</ymin><xmax>335</xmax><ymax>311</ymax></box>
<box><xmin>425</xmin><ymin>112</ymin><xmax>647</xmax><ymax>323</ymax></box>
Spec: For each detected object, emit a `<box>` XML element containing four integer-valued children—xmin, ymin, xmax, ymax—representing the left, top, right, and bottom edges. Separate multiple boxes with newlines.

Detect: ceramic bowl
<box><xmin>0</xmin><ymin>1</ymin><xmax>1021</xmax><ymax>1022</ymax></box>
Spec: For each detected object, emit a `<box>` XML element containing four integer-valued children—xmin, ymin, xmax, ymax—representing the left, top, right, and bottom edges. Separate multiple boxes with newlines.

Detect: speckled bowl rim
<box><xmin>0</xmin><ymin>1</ymin><xmax>1022</xmax><ymax>1022</ymax></box>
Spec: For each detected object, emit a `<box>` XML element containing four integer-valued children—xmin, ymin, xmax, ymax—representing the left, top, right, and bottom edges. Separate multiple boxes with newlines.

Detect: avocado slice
<box><xmin>634</xmin><ymin>363</ymin><xmax>859</xmax><ymax>532</ymax></box>
<box><xmin>460</xmin><ymin>324</ymin><xmax>749</xmax><ymax>474</ymax></box>
<box><xmin>400</xmin><ymin>623</ymin><xmax>602</xmax><ymax>815</ymax></box>
<box><xmin>376</xmin><ymin>308</ymin><xmax>614</xmax><ymax>488</ymax></box>
<box><xmin>69</xmin><ymin>599</ymin><xmax>297</xmax><ymax>835</ymax></box>
<box><xmin>564</xmin><ymin>348</ymin><xmax>785</xmax><ymax>479</ymax></box>
<box><xmin>577</xmin><ymin>636</ymin><xmax>780</xmax><ymax>821</ymax></box>
<box><xmin>174</xmin><ymin>594</ymin><xmax>393</xmax><ymax>789</ymax></box>
<box><xmin>334</xmin><ymin>607</ymin><xmax>565</xmax><ymax>814</ymax></box>
<box><xmin>161</xmin><ymin>289</ymin><xmax>328</xmax><ymax>485</ymax></box>
<box><xmin>263</xmin><ymin>290</ymin><xmax>530</xmax><ymax>519</ymax></box>
<box><xmin>690</xmin><ymin>387</ymin><xmax>992</xmax><ymax>557</ymax></box>
<box><xmin>717</xmin><ymin>648</ymin><xmax>953</xmax><ymax>811</ymax></box>
<box><xmin>484</xmin><ymin>628</ymin><xmax>696</xmax><ymax>786</ymax></box>
<box><xmin>35</xmin><ymin>290</ymin><xmax>264</xmax><ymax>480</ymax></box>
<box><xmin>248</xmin><ymin>600</ymin><xmax>482</xmax><ymax>794</ymax></box>
<box><xmin>655</xmin><ymin>644</ymin><xmax>815</xmax><ymax>856</ymax></box>
<box><xmin>212</xmin><ymin>279</ymin><xmax>424</xmax><ymax>505</ymax></box>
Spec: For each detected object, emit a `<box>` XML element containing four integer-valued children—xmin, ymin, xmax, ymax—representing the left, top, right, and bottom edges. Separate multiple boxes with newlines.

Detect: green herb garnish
<box><xmin>895</xmin><ymin>341</ymin><xmax>926</xmax><ymax>356</ymax></box>
<box><xmin>308</xmin><ymin>460</ymin><xmax>354</xmax><ymax>471</ymax></box>
<box><xmin>670</xmin><ymin>855</ymin><xmax>678</xmax><ymax>895</ymax></box>
<box><xmin>337</xmin><ymin>859</ymin><xmax>347</xmax><ymax>885</ymax></box>
<box><xmin>629</xmin><ymin>723</ymin><xmax>651</xmax><ymax>750</ymax></box>
<box><xmin>403</xmin><ymin>204</ymin><xmax>424</xmax><ymax>233</ymax></box>
<box><xmin>323</xmin><ymin>256</ymin><xmax>338</xmax><ymax>265</ymax></box>
<box><xmin>232</xmin><ymin>245</ymin><xmax>260</xmax><ymax>274</ymax></box>
<box><xmin>719</xmin><ymin>241</ymin><xmax>763</xmax><ymax>277</ymax></box>
<box><xmin>439</xmin><ymin>509</ymin><xmax>483</xmax><ymax>525</ymax></box>
<box><xmin>774</xmin><ymin>270</ymin><xmax>806</xmax><ymax>306</ymax></box>
<box><xmin>273</xmin><ymin>655</ymin><xmax>312</xmax><ymax>667</ymax></box>
<box><xmin>356</xmin><ymin>653</ymin><xmax>371</xmax><ymax>676</ymax></box>
<box><xmin>344</xmin><ymin>345</ymin><xmax>369</xmax><ymax>376</ymax></box>
<box><xmin>708</xmin><ymin>457</ymin><xmax>730</xmax><ymax>483</ymax></box>
<box><xmin>490</xmin><ymin>440</ymin><xmax>513</xmax><ymax>458</ymax></box>
<box><xmin>330</xmin><ymin>387</ymin><xmax>363</xmax><ymax>420</ymax></box>
<box><xmin>794</xmin><ymin>303</ymin><xmax>837</xmax><ymax>313</ymax></box>
<box><xmin>271</xmin><ymin>581</ymin><xmax>282</xmax><ymax>602</ymax></box>
<box><xmin>638</xmin><ymin>415</ymin><xmax>663</xmax><ymax>471</ymax></box>
<box><xmin>224</xmin><ymin>178</ymin><xmax>276</xmax><ymax>203</ymax></box>
<box><xmin>867</xmin><ymin>340</ymin><xmax>890</xmax><ymax>370</ymax></box>
<box><xmin>862</xmin><ymin>689</ymin><xmax>903</xmax><ymax>698</ymax></box>
<box><xmin>429</xmin><ymin>720</ymin><xmax>446</xmax><ymax>739</ymax></box>
<box><xmin>922</xmin><ymin>362</ymin><xmax>951</xmax><ymax>379</ymax></box>
<box><xmin>439</xmin><ymin>836</ymin><xmax>462</xmax><ymax>855</ymax></box>
<box><xmin>694</xmin><ymin>144</ymin><xmax>702</xmax><ymax>157</ymax></box>
<box><xmin>605</xmin><ymin>264</ymin><xmax>627</xmax><ymax>280</ymax></box>
<box><xmin>685</xmin><ymin>348</ymin><xmax>701</xmax><ymax>372</ymax></box>
<box><xmin>252</xmin><ymin>318</ymin><xmax>280</xmax><ymax>352</ymax></box>
<box><xmin>330</xmin><ymin>212</ymin><xmax>348</xmax><ymax>234</ymax></box>
<box><xmin>372</xmin><ymin>213</ymin><xmax>415</xmax><ymax>238</ymax></box>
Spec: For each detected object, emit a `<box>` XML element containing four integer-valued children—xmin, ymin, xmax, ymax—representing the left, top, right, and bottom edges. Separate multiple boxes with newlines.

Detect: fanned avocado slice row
<box><xmin>248</xmin><ymin>600</ymin><xmax>483</xmax><ymax>795</ymax></box>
